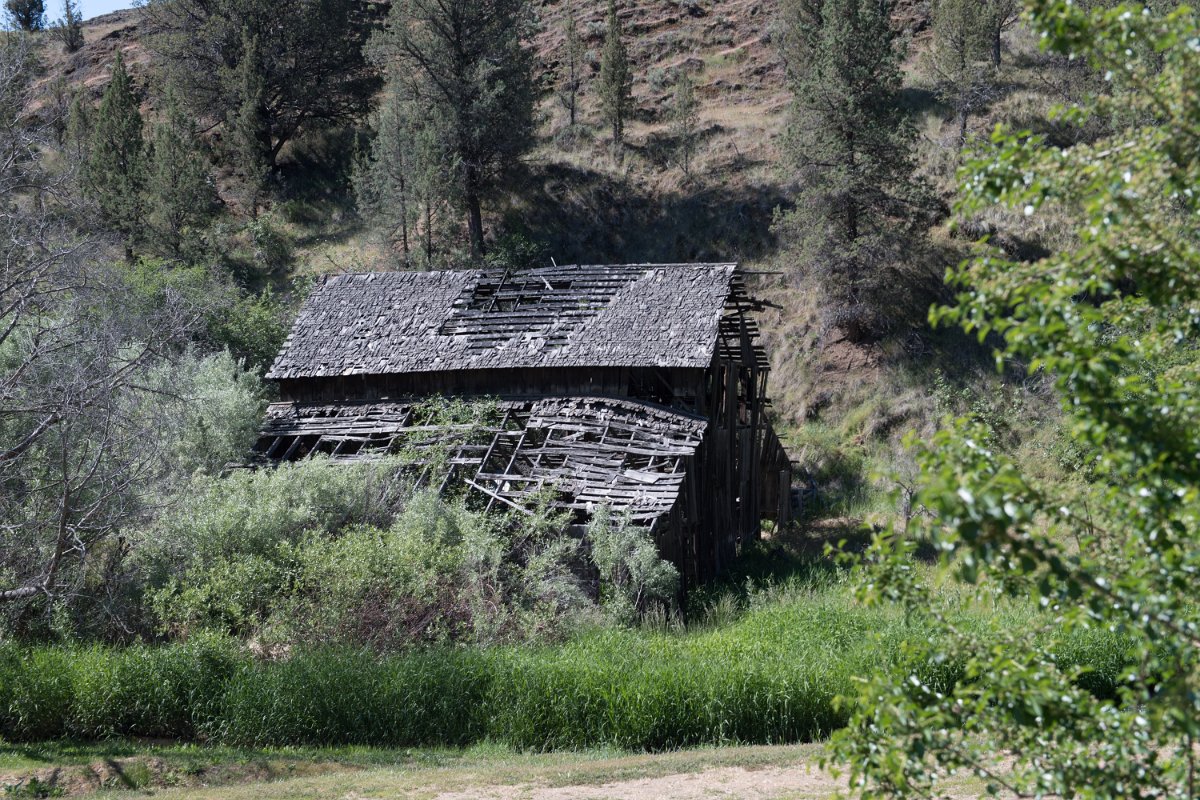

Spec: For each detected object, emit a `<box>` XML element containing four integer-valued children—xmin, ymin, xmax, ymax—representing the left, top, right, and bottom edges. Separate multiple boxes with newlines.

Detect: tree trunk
<box><xmin>957</xmin><ymin>107</ymin><xmax>969</xmax><ymax>150</ymax></box>
<box><xmin>991</xmin><ymin>26</ymin><xmax>1002</xmax><ymax>68</ymax></box>
<box><xmin>425</xmin><ymin>202</ymin><xmax>433</xmax><ymax>266</ymax></box>
<box><xmin>399</xmin><ymin>175</ymin><xmax>410</xmax><ymax>263</ymax></box>
<box><xmin>465</xmin><ymin>166</ymin><xmax>485</xmax><ymax>258</ymax></box>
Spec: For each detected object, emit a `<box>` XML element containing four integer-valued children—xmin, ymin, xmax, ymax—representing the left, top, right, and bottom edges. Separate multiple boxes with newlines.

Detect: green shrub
<box><xmin>142</xmin><ymin>458</ymin><xmax>414</xmax><ymax>636</ymax></box>
<box><xmin>588</xmin><ymin>508</ymin><xmax>679</xmax><ymax>625</ymax></box>
<box><xmin>282</xmin><ymin>493</ymin><xmax>474</xmax><ymax>648</ymax></box>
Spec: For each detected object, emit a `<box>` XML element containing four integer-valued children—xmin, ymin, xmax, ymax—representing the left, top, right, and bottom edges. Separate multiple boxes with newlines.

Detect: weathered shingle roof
<box><xmin>266</xmin><ymin>264</ymin><xmax>738</xmax><ymax>380</ymax></box>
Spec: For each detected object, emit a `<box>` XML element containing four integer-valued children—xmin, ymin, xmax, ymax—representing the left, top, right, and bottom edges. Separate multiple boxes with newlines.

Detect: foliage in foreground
<box><xmin>143</xmin><ymin>460</ymin><xmax>679</xmax><ymax>649</ymax></box>
<box><xmin>0</xmin><ymin>578</ymin><xmax>1128</xmax><ymax>750</ymax></box>
<box><xmin>832</xmin><ymin>2</ymin><xmax>1200</xmax><ymax>797</ymax></box>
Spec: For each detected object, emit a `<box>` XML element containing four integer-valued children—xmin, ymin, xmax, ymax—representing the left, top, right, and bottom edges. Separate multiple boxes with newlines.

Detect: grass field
<box><xmin>0</xmin><ymin>566</ymin><xmax>1131</xmax><ymax>755</ymax></box>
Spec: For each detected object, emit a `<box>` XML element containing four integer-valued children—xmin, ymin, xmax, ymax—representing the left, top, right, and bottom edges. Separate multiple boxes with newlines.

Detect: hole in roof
<box><xmin>438</xmin><ymin>266</ymin><xmax>647</xmax><ymax>352</ymax></box>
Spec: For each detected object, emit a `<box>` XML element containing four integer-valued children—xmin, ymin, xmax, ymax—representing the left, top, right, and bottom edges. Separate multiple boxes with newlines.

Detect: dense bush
<box><xmin>0</xmin><ymin>584</ymin><xmax>1132</xmax><ymax>750</ymax></box>
<box><xmin>145</xmin><ymin>473</ymin><xmax>634</xmax><ymax>648</ymax></box>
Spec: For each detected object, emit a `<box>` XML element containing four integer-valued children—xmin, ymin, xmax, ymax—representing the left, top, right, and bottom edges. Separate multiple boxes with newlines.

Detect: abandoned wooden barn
<box><xmin>252</xmin><ymin>263</ymin><xmax>791</xmax><ymax>585</ymax></box>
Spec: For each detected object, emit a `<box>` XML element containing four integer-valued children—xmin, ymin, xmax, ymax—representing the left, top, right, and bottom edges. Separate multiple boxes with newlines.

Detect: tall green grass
<box><xmin>0</xmin><ymin>585</ymin><xmax>1131</xmax><ymax>750</ymax></box>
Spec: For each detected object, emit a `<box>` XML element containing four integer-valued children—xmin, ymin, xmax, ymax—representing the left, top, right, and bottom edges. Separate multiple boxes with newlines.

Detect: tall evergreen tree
<box><xmin>354</xmin><ymin>84</ymin><xmax>456</xmax><ymax>268</ymax></box>
<box><xmin>598</xmin><ymin>0</ymin><xmax>633</xmax><ymax>148</ymax></box>
<box><xmin>777</xmin><ymin>0</ymin><xmax>922</xmax><ymax>341</ymax></box>
<box><xmin>53</xmin><ymin>0</ymin><xmax>84</xmax><ymax>53</ymax></box>
<box><xmin>983</xmin><ymin>0</ymin><xmax>1021</xmax><ymax>67</ymax></box>
<box><xmin>670</xmin><ymin>69</ymin><xmax>700</xmax><ymax>176</ymax></box>
<box><xmin>145</xmin><ymin>88</ymin><xmax>217</xmax><ymax>255</ymax></box>
<box><xmin>84</xmin><ymin>50</ymin><xmax>145</xmax><ymax>256</ymax></box>
<box><xmin>229</xmin><ymin>29</ymin><xmax>269</xmax><ymax>219</ymax></box>
<box><xmin>142</xmin><ymin>0</ymin><xmax>379</xmax><ymax>171</ymax></box>
<box><xmin>369</xmin><ymin>0</ymin><xmax>537</xmax><ymax>259</ymax></box>
<box><xmin>927</xmin><ymin>0</ymin><xmax>996</xmax><ymax>147</ymax></box>
<box><xmin>47</xmin><ymin>75</ymin><xmax>69</xmax><ymax>147</ymax></box>
<box><xmin>65</xmin><ymin>90</ymin><xmax>92</xmax><ymax>164</ymax></box>
<box><xmin>4</xmin><ymin>0</ymin><xmax>44</xmax><ymax>31</ymax></box>
<box><xmin>559</xmin><ymin>6</ymin><xmax>584</xmax><ymax>129</ymax></box>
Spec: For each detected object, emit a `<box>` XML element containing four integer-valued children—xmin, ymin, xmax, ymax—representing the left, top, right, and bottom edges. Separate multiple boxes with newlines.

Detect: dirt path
<box><xmin>433</xmin><ymin>764</ymin><xmax>845</xmax><ymax>800</ymax></box>
<box><xmin>0</xmin><ymin>743</ymin><xmax>998</xmax><ymax>799</ymax></box>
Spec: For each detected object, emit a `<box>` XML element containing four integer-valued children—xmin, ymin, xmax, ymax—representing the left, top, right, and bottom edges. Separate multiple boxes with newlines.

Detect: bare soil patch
<box><xmin>434</xmin><ymin>764</ymin><xmax>845</xmax><ymax>800</ymax></box>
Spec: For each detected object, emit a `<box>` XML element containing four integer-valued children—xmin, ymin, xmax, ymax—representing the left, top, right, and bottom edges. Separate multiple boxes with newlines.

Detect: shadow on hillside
<box><xmin>506</xmin><ymin>161</ymin><xmax>790</xmax><ymax>265</ymax></box>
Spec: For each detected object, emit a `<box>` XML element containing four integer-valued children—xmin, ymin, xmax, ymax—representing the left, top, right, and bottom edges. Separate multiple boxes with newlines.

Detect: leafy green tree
<box><xmin>368</xmin><ymin>0</ymin><xmax>537</xmax><ymax>259</ymax></box>
<box><xmin>559</xmin><ymin>6</ymin><xmax>585</xmax><ymax>129</ymax></box>
<box><xmin>777</xmin><ymin>0</ymin><xmax>922</xmax><ymax>341</ymax></box>
<box><xmin>598</xmin><ymin>0</ymin><xmax>632</xmax><ymax>149</ymax></box>
<box><xmin>670</xmin><ymin>69</ymin><xmax>700</xmax><ymax>176</ymax></box>
<box><xmin>52</xmin><ymin>0</ymin><xmax>83</xmax><ymax>53</ymax></box>
<box><xmin>833</xmin><ymin>3</ymin><xmax>1200</xmax><ymax>797</ymax></box>
<box><xmin>84</xmin><ymin>50</ymin><xmax>145</xmax><ymax>257</ymax></box>
<box><xmin>207</xmin><ymin>288</ymin><xmax>289</xmax><ymax>375</ymax></box>
<box><xmin>926</xmin><ymin>0</ymin><xmax>996</xmax><ymax>147</ymax></box>
<box><xmin>145</xmin><ymin>88</ymin><xmax>218</xmax><ymax>255</ymax></box>
<box><xmin>4</xmin><ymin>0</ymin><xmax>44</xmax><ymax>30</ymax></box>
<box><xmin>142</xmin><ymin>0</ymin><xmax>379</xmax><ymax>172</ymax></box>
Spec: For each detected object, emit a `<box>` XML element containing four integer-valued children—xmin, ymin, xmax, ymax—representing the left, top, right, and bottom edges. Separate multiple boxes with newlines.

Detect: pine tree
<box><xmin>142</xmin><ymin>0</ymin><xmax>377</xmax><ymax>172</ymax></box>
<box><xmin>983</xmin><ymin>0</ymin><xmax>1021</xmax><ymax>67</ymax></box>
<box><xmin>4</xmin><ymin>0</ymin><xmax>44</xmax><ymax>31</ymax></box>
<box><xmin>670</xmin><ymin>69</ymin><xmax>700</xmax><ymax>176</ymax></box>
<box><xmin>598</xmin><ymin>0</ymin><xmax>632</xmax><ymax>149</ymax></box>
<box><xmin>145</xmin><ymin>88</ymin><xmax>217</xmax><ymax>255</ymax></box>
<box><xmin>353</xmin><ymin>87</ymin><xmax>422</xmax><ymax>265</ymax></box>
<box><xmin>84</xmin><ymin>50</ymin><xmax>145</xmax><ymax>256</ymax></box>
<box><xmin>777</xmin><ymin>0</ymin><xmax>922</xmax><ymax>341</ymax></box>
<box><xmin>370</xmin><ymin>0</ymin><xmax>537</xmax><ymax>259</ymax></box>
<box><xmin>559</xmin><ymin>6</ymin><xmax>584</xmax><ymax>129</ymax></box>
<box><xmin>65</xmin><ymin>90</ymin><xmax>91</xmax><ymax>164</ymax></box>
<box><xmin>47</xmin><ymin>75</ymin><xmax>69</xmax><ymax>147</ymax></box>
<box><xmin>927</xmin><ymin>0</ymin><xmax>995</xmax><ymax>147</ymax></box>
<box><xmin>53</xmin><ymin>0</ymin><xmax>84</xmax><ymax>54</ymax></box>
<box><xmin>228</xmin><ymin>29</ymin><xmax>269</xmax><ymax>219</ymax></box>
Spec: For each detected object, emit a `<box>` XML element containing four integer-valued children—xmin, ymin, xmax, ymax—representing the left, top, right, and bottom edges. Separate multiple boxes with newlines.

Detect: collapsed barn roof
<box><xmin>266</xmin><ymin>263</ymin><xmax>740</xmax><ymax>379</ymax></box>
<box><xmin>254</xmin><ymin>396</ymin><xmax>707</xmax><ymax>523</ymax></box>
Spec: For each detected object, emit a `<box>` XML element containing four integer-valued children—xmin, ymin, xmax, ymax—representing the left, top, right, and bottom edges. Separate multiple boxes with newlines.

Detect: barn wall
<box><xmin>277</xmin><ymin>367</ymin><xmax>707</xmax><ymax>408</ymax></box>
<box><xmin>653</xmin><ymin>319</ymin><xmax>793</xmax><ymax>588</ymax></box>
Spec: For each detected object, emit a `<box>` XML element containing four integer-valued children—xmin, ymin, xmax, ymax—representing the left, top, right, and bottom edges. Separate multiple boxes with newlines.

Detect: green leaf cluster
<box><xmin>833</xmin><ymin>3</ymin><xmax>1200</xmax><ymax>797</ymax></box>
